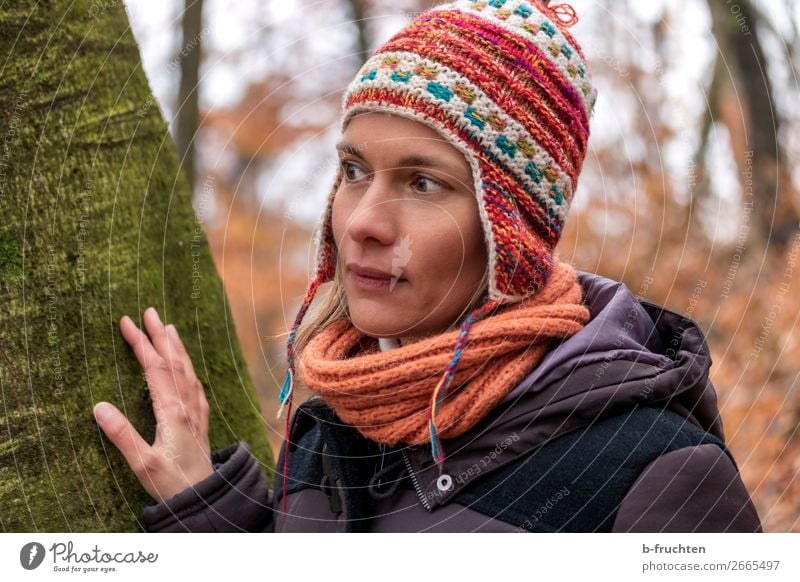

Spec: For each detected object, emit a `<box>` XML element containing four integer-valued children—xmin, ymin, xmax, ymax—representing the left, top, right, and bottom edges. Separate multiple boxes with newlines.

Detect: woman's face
<box><xmin>332</xmin><ymin>111</ymin><xmax>488</xmax><ymax>340</ymax></box>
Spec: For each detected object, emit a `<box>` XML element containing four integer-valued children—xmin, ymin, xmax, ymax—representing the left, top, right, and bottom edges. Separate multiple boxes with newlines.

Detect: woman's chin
<box><xmin>348</xmin><ymin>308</ymin><xmax>417</xmax><ymax>339</ymax></box>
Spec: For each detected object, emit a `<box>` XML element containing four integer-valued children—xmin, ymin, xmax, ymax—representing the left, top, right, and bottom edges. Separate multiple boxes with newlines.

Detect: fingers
<box><xmin>142</xmin><ymin>308</ymin><xmax>174</xmax><ymax>369</ymax></box>
<box><xmin>165</xmin><ymin>323</ymin><xmax>197</xmax><ymax>380</ymax></box>
<box><xmin>93</xmin><ymin>401</ymin><xmax>160</xmax><ymax>486</ymax></box>
<box><xmin>119</xmin><ymin>308</ymin><xmax>206</xmax><ymax>419</ymax></box>
<box><xmin>120</xmin><ymin>309</ymin><xmax>197</xmax><ymax>380</ymax></box>
<box><xmin>119</xmin><ymin>315</ymin><xmax>160</xmax><ymax>370</ymax></box>
<box><xmin>103</xmin><ymin>309</ymin><xmax>212</xmax><ymax>505</ymax></box>
<box><xmin>165</xmin><ymin>323</ymin><xmax>208</xmax><ymax>423</ymax></box>
<box><xmin>142</xmin><ymin>308</ymin><xmax>198</xmax><ymax>381</ymax></box>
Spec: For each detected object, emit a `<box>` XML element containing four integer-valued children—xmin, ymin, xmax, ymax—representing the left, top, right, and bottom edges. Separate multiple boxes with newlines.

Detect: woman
<box><xmin>93</xmin><ymin>0</ymin><xmax>762</xmax><ymax>532</ymax></box>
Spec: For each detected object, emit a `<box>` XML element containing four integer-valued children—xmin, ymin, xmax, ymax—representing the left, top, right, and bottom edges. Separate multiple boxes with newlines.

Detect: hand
<box><xmin>93</xmin><ymin>307</ymin><xmax>214</xmax><ymax>504</ymax></box>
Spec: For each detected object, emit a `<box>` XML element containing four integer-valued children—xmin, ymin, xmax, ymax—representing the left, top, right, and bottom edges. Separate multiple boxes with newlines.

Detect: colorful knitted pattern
<box><xmin>321</xmin><ymin>0</ymin><xmax>597</xmax><ymax>303</ymax></box>
<box><xmin>276</xmin><ymin>0</ymin><xmax>597</xmax><ymax>512</ymax></box>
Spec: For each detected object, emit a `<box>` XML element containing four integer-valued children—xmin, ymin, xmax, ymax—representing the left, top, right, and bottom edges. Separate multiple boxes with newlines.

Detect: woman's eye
<box><xmin>339</xmin><ymin>160</ymin><xmax>446</xmax><ymax>194</ymax></box>
<box><xmin>412</xmin><ymin>175</ymin><xmax>446</xmax><ymax>194</ymax></box>
<box><xmin>341</xmin><ymin>161</ymin><xmax>367</xmax><ymax>183</ymax></box>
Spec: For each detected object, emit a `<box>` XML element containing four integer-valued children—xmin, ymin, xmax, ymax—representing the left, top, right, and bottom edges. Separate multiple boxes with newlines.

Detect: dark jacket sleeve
<box><xmin>141</xmin><ymin>440</ymin><xmax>274</xmax><ymax>533</ymax></box>
<box><xmin>612</xmin><ymin>443</ymin><xmax>763</xmax><ymax>532</ymax></box>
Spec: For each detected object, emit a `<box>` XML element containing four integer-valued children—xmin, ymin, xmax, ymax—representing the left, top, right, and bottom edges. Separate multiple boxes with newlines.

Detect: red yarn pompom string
<box><xmin>544</xmin><ymin>1</ymin><xmax>579</xmax><ymax>28</ymax></box>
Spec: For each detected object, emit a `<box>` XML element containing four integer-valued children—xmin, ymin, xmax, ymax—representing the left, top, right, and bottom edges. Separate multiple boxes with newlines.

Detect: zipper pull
<box><xmin>320</xmin><ymin>442</ymin><xmax>343</xmax><ymax>515</ymax></box>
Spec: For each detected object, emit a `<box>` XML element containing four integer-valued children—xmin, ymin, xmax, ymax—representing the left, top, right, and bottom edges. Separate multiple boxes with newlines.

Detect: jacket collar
<box><xmin>401</xmin><ymin>270</ymin><xmax>724</xmax><ymax>509</ymax></box>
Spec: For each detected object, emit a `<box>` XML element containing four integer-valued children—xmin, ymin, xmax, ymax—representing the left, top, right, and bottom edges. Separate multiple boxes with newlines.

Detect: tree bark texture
<box><xmin>0</xmin><ymin>0</ymin><xmax>273</xmax><ymax>532</ymax></box>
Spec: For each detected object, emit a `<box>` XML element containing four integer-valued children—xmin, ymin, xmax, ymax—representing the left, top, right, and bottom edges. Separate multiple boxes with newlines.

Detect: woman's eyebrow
<box><xmin>335</xmin><ymin>141</ymin><xmax>467</xmax><ymax>174</ymax></box>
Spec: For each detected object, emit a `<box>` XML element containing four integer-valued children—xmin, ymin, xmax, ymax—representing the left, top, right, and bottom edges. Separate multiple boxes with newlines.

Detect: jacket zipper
<box><xmin>402</xmin><ymin>449</ymin><xmax>432</xmax><ymax>512</ymax></box>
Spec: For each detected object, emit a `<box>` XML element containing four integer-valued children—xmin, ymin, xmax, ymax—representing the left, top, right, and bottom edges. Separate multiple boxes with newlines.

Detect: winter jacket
<box><xmin>140</xmin><ymin>270</ymin><xmax>763</xmax><ymax>533</ymax></box>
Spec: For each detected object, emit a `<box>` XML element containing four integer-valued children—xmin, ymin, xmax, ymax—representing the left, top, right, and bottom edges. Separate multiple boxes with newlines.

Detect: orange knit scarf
<box><xmin>296</xmin><ymin>259</ymin><xmax>591</xmax><ymax>447</ymax></box>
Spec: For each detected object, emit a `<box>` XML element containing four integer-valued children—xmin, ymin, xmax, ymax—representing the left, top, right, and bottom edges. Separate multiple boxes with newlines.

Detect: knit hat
<box><xmin>277</xmin><ymin>0</ymin><xmax>597</xmax><ymax>471</ymax></box>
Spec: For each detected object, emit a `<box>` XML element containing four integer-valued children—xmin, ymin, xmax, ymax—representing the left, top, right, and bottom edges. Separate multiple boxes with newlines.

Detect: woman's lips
<box><xmin>347</xmin><ymin>270</ymin><xmax>406</xmax><ymax>291</ymax></box>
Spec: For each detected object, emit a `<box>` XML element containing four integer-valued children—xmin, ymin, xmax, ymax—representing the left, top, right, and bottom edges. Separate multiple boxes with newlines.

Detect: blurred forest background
<box><xmin>123</xmin><ymin>0</ymin><xmax>800</xmax><ymax>532</ymax></box>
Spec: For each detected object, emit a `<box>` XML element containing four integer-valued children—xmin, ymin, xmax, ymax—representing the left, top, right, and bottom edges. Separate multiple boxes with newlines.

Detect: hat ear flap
<box><xmin>312</xmin><ymin>164</ymin><xmax>345</xmax><ymax>283</ymax></box>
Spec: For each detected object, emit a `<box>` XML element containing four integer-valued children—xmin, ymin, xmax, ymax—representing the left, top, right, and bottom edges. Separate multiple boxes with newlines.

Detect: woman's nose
<box><xmin>345</xmin><ymin>174</ymin><xmax>399</xmax><ymax>247</ymax></box>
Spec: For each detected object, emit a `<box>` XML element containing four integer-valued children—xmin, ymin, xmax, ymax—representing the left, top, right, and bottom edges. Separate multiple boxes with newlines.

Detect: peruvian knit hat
<box><xmin>277</xmin><ymin>0</ymin><xmax>598</xmax><ymax>469</ymax></box>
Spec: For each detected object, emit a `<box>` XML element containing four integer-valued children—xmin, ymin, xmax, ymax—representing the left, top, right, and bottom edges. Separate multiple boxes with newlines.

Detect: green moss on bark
<box><xmin>0</xmin><ymin>1</ymin><xmax>273</xmax><ymax>532</ymax></box>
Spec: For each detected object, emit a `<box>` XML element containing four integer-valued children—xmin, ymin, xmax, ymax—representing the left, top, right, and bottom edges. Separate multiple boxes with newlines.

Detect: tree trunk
<box><xmin>707</xmin><ymin>0</ymin><xmax>799</xmax><ymax>250</ymax></box>
<box><xmin>0</xmin><ymin>1</ymin><xmax>273</xmax><ymax>532</ymax></box>
<box><xmin>347</xmin><ymin>0</ymin><xmax>371</xmax><ymax>65</ymax></box>
<box><xmin>175</xmin><ymin>0</ymin><xmax>203</xmax><ymax>190</ymax></box>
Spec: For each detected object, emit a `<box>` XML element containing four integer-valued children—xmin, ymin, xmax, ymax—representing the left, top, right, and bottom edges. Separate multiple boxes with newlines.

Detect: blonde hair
<box><xmin>290</xmin><ymin>250</ymin><xmax>491</xmax><ymax>361</ymax></box>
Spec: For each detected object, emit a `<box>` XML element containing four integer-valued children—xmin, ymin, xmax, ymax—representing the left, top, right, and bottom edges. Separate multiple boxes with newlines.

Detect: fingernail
<box><xmin>94</xmin><ymin>402</ymin><xmax>114</xmax><ymax>423</ymax></box>
<box><xmin>166</xmin><ymin>324</ymin><xmax>176</xmax><ymax>336</ymax></box>
<box><xmin>147</xmin><ymin>307</ymin><xmax>161</xmax><ymax>323</ymax></box>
